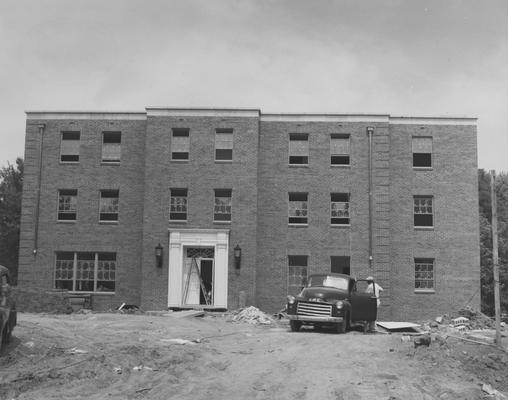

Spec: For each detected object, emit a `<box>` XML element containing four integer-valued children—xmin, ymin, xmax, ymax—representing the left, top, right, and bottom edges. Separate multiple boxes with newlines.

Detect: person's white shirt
<box><xmin>365</xmin><ymin>282</ymin><xmax>383</xmax><ymax>307</ymax></box>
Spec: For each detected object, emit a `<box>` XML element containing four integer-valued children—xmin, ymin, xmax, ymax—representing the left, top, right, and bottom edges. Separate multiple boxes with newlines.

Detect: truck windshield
<box><xmin>308</xmin><ymin>275</ymin><xmax>349</xmax><ymax>290</ymax></box>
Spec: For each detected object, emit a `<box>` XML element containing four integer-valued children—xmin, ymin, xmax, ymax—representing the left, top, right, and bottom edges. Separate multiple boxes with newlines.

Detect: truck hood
<box><xmin>298</xmin><ymin>287</ymin><xmax>348</xmax><ymax>302</ymax></box>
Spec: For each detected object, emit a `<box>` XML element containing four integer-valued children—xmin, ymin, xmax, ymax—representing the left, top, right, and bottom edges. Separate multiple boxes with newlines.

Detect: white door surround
<box><xmin>168</xmin><ymin>229</ymin><xmax>229</xmax><ymax>308</ymax></box>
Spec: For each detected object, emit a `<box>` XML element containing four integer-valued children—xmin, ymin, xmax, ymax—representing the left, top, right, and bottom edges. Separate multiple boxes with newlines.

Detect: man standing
<box><xmin>365</xmin><ymin>276</ymin><xmax>383</xmax><ymax>333</ymax></box>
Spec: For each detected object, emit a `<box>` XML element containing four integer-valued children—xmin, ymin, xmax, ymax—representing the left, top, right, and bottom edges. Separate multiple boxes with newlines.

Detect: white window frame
<box><xmin>288</xmin><ymin>133</ymin><xmax>309</xmax><ymax>165</ymax></box>
<box><xmin>414</xmin><ymin>195</ymin><xmax>433</xmax><ymax>228</ymax></box>
<box><xmin>99</xmin><ymin>189</ymin><xmax>119</xmax><ymax>222</ymax></box>
<box><xmin>214</xmin><ymin>189</ymin><xmax>232</xmax><ymax>222</ymax></box>
<box><xmin>331</xmin><ymin>192</ymin><xmax>350</xmax><ymax>225</ymax></box>
<box><xmin>60</xmin><ymin>131</ymin><xmax>80</xmax><ymax>163</ymax></box>
<box><xmin>412</xmin><ymin>136</ymin><xmax>433</xmax><ymax>169</ymax></box>
<box><xmin>57</xmin><ymin>189</ymin><xmax>77</xmax><ymax>221</ymax></box>
<box><xmin>55</xmin><ymin>252</ymin><xmax>116</xmax><ymax>293</ymax></box>
<box><xmin>171</xmin><ymin>128</ymin><xmax>190</xmax><ymax>161</ymax></box>
<box><xmin>102</xmin><ymin>132</ymin><xmax>122</xmax><ymax>164</ymax></box>
<box><xmin>415</xmin><ymin>258</ymin><xmax>435</xmax><ymax>292</ymax></box>
<box><xmin>288</xmin><ymin>192</ymin><xmax>308</xmax><ymax>225</ymax></box>
<box><xmin>215</xmin><ymin>128</ymin><xmax>233</xmax><ymax>162</ymax></box>
<box><xmin>330</xmin><ymin>134</ymin><xmax>350</xmax><ymax>166</ymax></box>
<box><xmin>170</xmin><ymin>188</ymin><xmax>188</xmax><ymax>221</ymax></box>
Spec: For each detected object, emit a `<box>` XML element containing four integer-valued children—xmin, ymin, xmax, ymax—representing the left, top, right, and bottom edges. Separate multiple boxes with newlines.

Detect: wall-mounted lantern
<box><xmin>234</xmin><ymin>244</ymin><xmax>242</xmax><ymax>269</ymax></box>
<box><xmin>155</xmin><ymin>243</ymin><xmax>163</xmax><ymax>268</ymax></box>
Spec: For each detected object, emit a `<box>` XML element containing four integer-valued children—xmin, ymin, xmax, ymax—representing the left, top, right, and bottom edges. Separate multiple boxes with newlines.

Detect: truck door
<box><xmin>350</xmin><ymin>279</ymin><xmax>377</xmax><ymax>322</ymax></box>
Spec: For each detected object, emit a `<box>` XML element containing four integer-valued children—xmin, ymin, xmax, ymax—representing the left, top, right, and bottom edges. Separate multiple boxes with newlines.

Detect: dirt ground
<box><xmin>1</xmin><ymin>311</ymin><xmax>507</xmax><ymax>400</ymax></box>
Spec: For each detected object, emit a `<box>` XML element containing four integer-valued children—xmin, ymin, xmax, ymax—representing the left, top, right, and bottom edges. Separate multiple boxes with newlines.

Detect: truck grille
<box><xmin>297</xmin><ymin>301</ymin><xmax>332</xmax><ymax>317</ymax></box>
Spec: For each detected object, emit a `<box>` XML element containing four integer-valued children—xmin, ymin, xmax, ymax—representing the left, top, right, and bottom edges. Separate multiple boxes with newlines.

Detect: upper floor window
<box><xmin>289</xmin><ymin>133</ymin><xmax>309</xmax><ymax>165</ymax></box>
<box><xmin>215</xmin><ymin>129</ymin><xmax>233</xmax><ymax>161</ymax></box>
<box><xmin>288</xmin><ymin>192</ymin><xmax>308</xmax><ymax>225</ymax></box>
<box><xmin>214</xmin><ymin>189</ymin><xmax>232</xmax><ymax>222</ymax></box>
<box><xmin>102</xmin><ymin>132</ymin><xmax>121</xmax><ymax>163</ymax></box>
<box><xmin>60</xmin><ymin>131</ymin><xmax>80</xmax><ymax>162</ymax></box>
<box><xmin>330</xmin><ymin>134</ymin><xmax>350</xmax><ymax>165</ymax></box>
<box><xmin>99</xmin><ymin>190</ymin><xmax>119</xmax><ymax>222</ymax></box>
<box><xmin>288</xmin><ymin>255</ymin><xmax>308</xmax><ymax>296</ymax></box>
<box><xmin>55</xmin><ymin>251</ymin><xmax>116</xmax><ymax>293</ymax></box>
<box><xmin>58</xmin><ymin>189</ymin><xmax>77</xmax><ymax>221</ymax></box>
<box><xmin>170</xmin><ymin>188</ymin><xmax>188</xmax><ymax>221</ymax></box>
<box><xmin>171</xmin><ymin>128</ymin><xmax>190</xmax><ymax>161</ymax></box>
<box><xmin>331</xmin><ymin>193</ymin><xmax>350</xmax><ymax>225</ymax></box>
<box><xmin>414</xmin><ymin>196</ymin><xmax>433</xmax><ymax>227</ymax></box>
<box><xmin>412</xmin><ymin>137</ymin><xmax>432</xmax><ymax>168</ymax></box>
<box><xmin>415</xmin><ymin>258</ymin><xmax>434</xmax><ymax>291</ymax></box>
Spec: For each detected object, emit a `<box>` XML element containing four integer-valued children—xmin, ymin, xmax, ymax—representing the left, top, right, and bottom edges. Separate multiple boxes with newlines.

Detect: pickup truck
<box><xmin>286</xmin><ymin>273</ymin><xmax>377</xmax><ymax>333</ymax></box>
<box><xmin>0</xmin><ymin>265</ymin><xmax>16</xmax><ymax>353</ymax></box>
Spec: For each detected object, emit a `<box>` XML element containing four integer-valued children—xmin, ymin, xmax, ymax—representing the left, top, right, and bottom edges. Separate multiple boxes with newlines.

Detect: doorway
<box><xmin>182</xmin><ymin>247</ymin><xmax>214</xmax><ymax>306</ymax></box>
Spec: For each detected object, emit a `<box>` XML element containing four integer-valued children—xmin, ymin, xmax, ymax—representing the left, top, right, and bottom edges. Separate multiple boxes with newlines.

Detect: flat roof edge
<box><xmin>26</xmin><ymin>111</ymin><xmax>147</xmax><ymax>120</ymax></box>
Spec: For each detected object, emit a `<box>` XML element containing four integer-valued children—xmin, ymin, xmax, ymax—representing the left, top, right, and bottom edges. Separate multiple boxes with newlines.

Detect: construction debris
<box><xmin>230</xmin><ymin>306</ymin><xmax>274</xmax><ymax>325</ymax></box>
<box><xmin>482</xmin><ymin>383</ymin><xmax>507</xmax><ymax>399</ymax></box>
<box><xmin>169</xmin><ymin>310</ymin><xmax>205</xmax><ymax>319</ymax></box>
<box><xmin>414</xmin><ymin>334</ymin><xmax>431</xmax><ymax>348</ymax></box>
<box><xmin>160</xmin><ymin>338</ymin><xmax>200</xmax><ymax>345</ymax></box>
<box><xmin>376</xmin><ymin>321</ymin><xmax>421</xmax><ymax>332</ymax></box>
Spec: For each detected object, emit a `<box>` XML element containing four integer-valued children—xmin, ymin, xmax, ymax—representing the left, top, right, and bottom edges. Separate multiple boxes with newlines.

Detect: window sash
<box><xmin>102</xmin><ymin>143</ymin><xmax>121</xmax><ymax>162</ymax></box>
<box><xmin>60</xmin><ymin>132</ymin><xmax>80</xmax><ymax>161</ymax></box>
<box><xmin>215</xmin><ymin>132</ymin><xmax>233</xmax><ymax>150</ymax></box>
<box><xmin>330</xmin><ymin>136</ymin><xmax>350</xmax><ymax>155</ymax></box>
<box><xmin>55</xmin><ymin>252</ymin><xmax>116</xmax><ymax>293</ymax></box>
<box><xmin>415</xmin><ymin>259</ymin><xmax>434</xmax><ymax>289</ymax></box>
<box><xmin>289</xmin><ymin>138</ymin><xmax>309</xmax><ymax>157</ymax></box>
<box><xmin>172</xmin><ymin>135</ymin><xmax>190</xmax><ymax>153</ymax></box>
<box><xmin>412</xmin><ymin>137</ymin><xmax>432</xmax><ymax>153</ymax></box>
<box><xmin>414</xmin><ymin>197</ymin><xmax>433</xmax><ymax>214</ymax></box>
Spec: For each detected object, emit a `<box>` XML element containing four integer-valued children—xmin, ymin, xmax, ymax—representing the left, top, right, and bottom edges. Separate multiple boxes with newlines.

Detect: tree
<box><xmin>0</xmin><ymin>157</ymin><xmax>23</xmax><ymax>284</ymax></box>
<box><xmin>478</xmin><ymin>169</ymin><xmax>508</xmax><ymax>316</ymax></box>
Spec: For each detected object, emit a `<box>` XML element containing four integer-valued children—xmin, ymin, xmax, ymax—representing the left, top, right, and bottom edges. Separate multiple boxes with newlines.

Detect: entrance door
<box><xmin>182</xmin><ymin>247</ymin><xmax>215</xmax><ymax>306</ymax></box>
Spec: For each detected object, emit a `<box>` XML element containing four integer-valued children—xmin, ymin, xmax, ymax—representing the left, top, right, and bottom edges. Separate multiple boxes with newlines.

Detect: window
<box><xmin>55</xmin><ymin>252</ymin><xmax>116</xmax><ymax>292</ymax></box>
<box><xmin>331</xmin><ymin>193</ymin><xmax>350</xmax><ymax>225</ymax></box>
<box><xmin>58</xmin><ymin>189</ymin><xmax>77</xmax><ymax>221</ymax></box>
<box><xmin>331</xmin><ymin>256</ymin><xmax>350</xmax><ymax>275</ymax></box>
<box><xmin>289</xmin><ymin>133</ymin><xmax>309</xmax><ymax>165</ymax></box>
<box><xmin>60</xmin><ymin>131</ymin><xmax>80</xmax><ymax>162</ymax></box>
<box><xmin>331</xmin><ymin>134</ymin><xmax>350</xmax><ymax>165</ymax></box>
<box><xmin>171</xmin><ymin>128</ymin><xmax>190</xmax><ymax>161</ymax></box>
<box><xmin>99</xmin><ymin>190</ymin><xmax>119</xmax><ymax>222</ymax></box>
<box><xmin>288</xmin><ymin>192</ymin><xmax>308</xmax><ymax>224</ymax></box>
<box><xmin>415</xmin><ymin>258</ymin><xmax>434</xmax><ymax>291</ymax></box>
<box><xmin>412</xmin><ymin>137</ymin><xmax>432</xmax><ymax>168</ymax></box>
<box><xmin>214</xmin><ymin>189</ymin><xmax>232</xmax><ymax>222</ymax></box>
<box><xmin>215</xmin><ymin>129</ymin><xmax>233</xmax><ymax>161</ymax></box>
<box><xmin>170</xmin><ymin>188</ymin><xmax>188</xmax><ymax>221</ymax></box>
<box><xmin>414</xmin><ymin>196</ymin><xmax>433</xmax><ymax>227</ymax></box>
<box><xmin>288</xmin><ymin>255</ymin><xmax>308</xmax><ymax>296</ymax></box>
<box><xmin>102</xmin><ymin>132</ymin><xmax>121</xmax><ymax>163</ymax></box>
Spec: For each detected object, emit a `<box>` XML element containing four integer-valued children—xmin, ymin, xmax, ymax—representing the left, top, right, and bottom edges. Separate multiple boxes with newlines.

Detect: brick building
<box><xmin>18</xmin><ymin>108</ymin><xmax>480</xmax><ymax>320</ymax></box>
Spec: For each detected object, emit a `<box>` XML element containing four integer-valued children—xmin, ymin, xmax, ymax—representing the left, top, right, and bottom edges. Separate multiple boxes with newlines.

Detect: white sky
<box><xmin>1</xmin><ymin>0</ymin><xmax>507</xmax><ymax>171</ymax></box>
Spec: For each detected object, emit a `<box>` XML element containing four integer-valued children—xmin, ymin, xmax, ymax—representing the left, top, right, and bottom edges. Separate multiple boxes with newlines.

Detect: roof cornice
<box><xmin>146</xmin><ymin>107</ymin><xmax>260</xmax><ymax>118</ymax></box>
<box><xmin>26</xmin><ymin>111</ymin><xmax>147</xmax><ymax>120</ymax></box>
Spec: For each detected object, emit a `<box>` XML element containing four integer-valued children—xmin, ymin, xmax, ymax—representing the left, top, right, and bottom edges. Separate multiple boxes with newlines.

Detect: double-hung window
<box><xmin>215</xmin><ymin>129</ymin><xmax>233</xmax><ymax>161</ymax></box>
<box><xmin>330</xmin><ymin>134</ymin><xmax>350</xmax><ymax>165</ymax></box>
<box><xmin>102</xmin><ymin>132</ymin><xmax>121</xmax><ymax>163</ymax></box>
<box><xmin>331</xmin><ymin>193</ymin><xmax>350</xmax><ymax>225</ymax></box>
<box><xmin>414</xmin><ymin>196</ymin><xmax>433</xmax><ymax>227</ymax></box>
<box><xmin>412</xmin><ymin>137</ymin><xmax>432</xmax><ymax>168</ymax></box>
<box><xmin>58</xmin><ymin>189</ymin><xmax>77</xmax><ymax>221</ymax></box>
<box><xmin>214</xmin><ymin>189</ymin><xmax>232</xmax><ymax>222</ymax></box>
<box><xmin>288</xmin><ymin>192</ymin><xmax>308</xmax><ymax>225</ymax></box>
<box><xmin>289</xmin><ymin>133</ymin><xmax>309</xmax><ymax>165</ymax></box>
<box><xmin>170</xmin><ymin>188</ymin><xmax>188</xmax><ymax>221</ymax></box>
<box><xmin>55</xmin><ymin>252</ymin><xmax>116</xmax><ymax>292</ymax></box>
<box><xmin>171</xmin><ymin>128</ymin><xmax>190</xmax><ymax>161</ymax></box>
<box><xmin>288</xmin><ymin>255</ymin><xmax>308</xmax><ymax>296</ymax></box>
<box><xmin>415</xmin><ymin>258</ymin><xmax>434</xmax><ymax>291</ymax></box>
<box><xmin>99</xmin><ymin>190</ymin><xmax>119</xmax><ymax>222</ymax></box>
<box><xmin>60</xmin><ymin>131</ymin><xmax>80</xmax><ymax>162</ymax></box>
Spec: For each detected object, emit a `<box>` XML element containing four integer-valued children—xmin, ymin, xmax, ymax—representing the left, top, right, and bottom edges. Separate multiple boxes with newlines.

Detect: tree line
<box><xmin>0</xmin><ymin>158</ymin><xmax>506</xmax><ymax>315</ymax></box>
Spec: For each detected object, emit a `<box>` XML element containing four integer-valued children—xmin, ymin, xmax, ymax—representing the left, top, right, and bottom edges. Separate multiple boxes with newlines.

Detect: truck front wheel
<box><xmin>290</xmin><ymin>320</ymin><xmax>302</xmax><ymax>332</ymax></box>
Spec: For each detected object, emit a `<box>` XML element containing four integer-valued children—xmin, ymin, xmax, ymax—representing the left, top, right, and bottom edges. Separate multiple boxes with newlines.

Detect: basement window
<box><xmin>171</xmin><ymin>128</ymin><xmax>190</xmax><ymax>161</ymax></box>
<box><xmin>60</xmin><ymin>131</ymin><xmax>80</xmax><ymax>163</ymax></box>
<box><xmin>412</xmin><ymin>137</ymin><xmax>432</xmax><ymax>168</ymax></box>
<box><xmin>288</xmin><ymin>255</ymin><xmax>308</xmax><ymax>296</ymax></box>
<box><xmin>415</xmin><ymin>258</ymin><xmax>434</xmax><ymax>291</ymax></box>
<box><xmin>102</xmin><ymin>132</ymin><xmax>121</xmax><ymax>163</ymax></box>
<box><xmin>414</xmin><ymin>196</ymin><xmax>433</xmax><ymax>227</ymax></box>
<box><xmin>58</xmin><ymin>189</ymin><xmax>77</xmax><ymax>221</ymax></box>
<box><xmin>289</xmin><ymin>133</ymin><xmax>309</xmax><ymax>165</ymax></box>
<box><xmin>55</xmin><ymin>252</ymin><xmax>116</xmax><ymax>293</ymax></box>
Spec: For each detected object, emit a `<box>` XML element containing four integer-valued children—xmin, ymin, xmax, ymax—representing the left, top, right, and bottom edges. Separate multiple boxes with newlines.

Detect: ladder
<box><xmin>182</xmin><ymin>256</ymin><xmax>211</xmax><ymax>305</ymax></box>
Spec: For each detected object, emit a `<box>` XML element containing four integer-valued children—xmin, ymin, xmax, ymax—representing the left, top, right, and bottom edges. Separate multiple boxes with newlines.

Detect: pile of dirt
<box><xmin>431</xmin><ymin>307</ymin><xmax>496</xmax><ymax>330</ymax></box>
<box><xmin>229</xmin><ymin>306</ymin><xmax>274</xmax><ymax>325</ymax></box>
